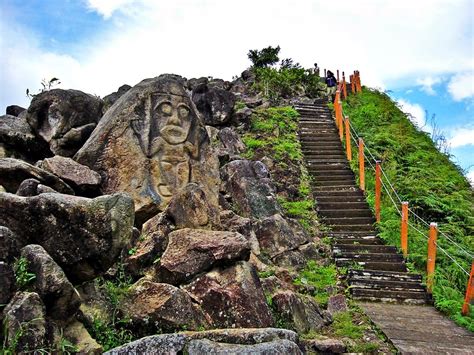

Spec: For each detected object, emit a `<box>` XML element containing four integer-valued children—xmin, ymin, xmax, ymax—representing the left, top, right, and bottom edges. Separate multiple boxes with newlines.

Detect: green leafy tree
<box><xmin>247</xmin><ymin>46</ymin><xmax>280</xmax><ymax>68</ymax></box>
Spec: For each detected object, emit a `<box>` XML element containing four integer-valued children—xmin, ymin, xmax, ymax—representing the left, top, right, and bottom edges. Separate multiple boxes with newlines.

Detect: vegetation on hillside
<box><xmin>342</xmin><ymin>88</ymin><xmax>474</xmax><ymax>330</ymax></box>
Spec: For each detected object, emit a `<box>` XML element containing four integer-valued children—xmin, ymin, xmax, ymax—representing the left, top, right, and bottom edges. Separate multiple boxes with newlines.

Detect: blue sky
<box><xmin>0</xmin><ymin>0</ymin><xmax>473</xmax><ymax>180</ymax></box>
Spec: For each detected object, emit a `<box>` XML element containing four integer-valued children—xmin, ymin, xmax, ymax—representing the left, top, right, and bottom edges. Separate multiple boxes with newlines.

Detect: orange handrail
<box><xmin>401</xmin><ymin>202</ymin><xmax>409</xmax><ymax>257</ymax></box>
<box><xmin>427</xmin><ymin>223</ymin><xmax>438</xmax><ymax>294</ymax></box>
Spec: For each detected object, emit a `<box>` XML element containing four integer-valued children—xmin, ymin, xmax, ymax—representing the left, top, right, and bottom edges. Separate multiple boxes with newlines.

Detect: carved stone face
<box><xmin>154</xmin><ymin>97</ymin><xmax>192</xmax><ymax>145</ymax></box>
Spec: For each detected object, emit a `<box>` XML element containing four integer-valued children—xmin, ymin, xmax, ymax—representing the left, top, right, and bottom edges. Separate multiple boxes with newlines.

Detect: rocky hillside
<box><xmin>0</xmin><ymin>68</ymin><xmax>392</xmax><ymax>354</ymax></box>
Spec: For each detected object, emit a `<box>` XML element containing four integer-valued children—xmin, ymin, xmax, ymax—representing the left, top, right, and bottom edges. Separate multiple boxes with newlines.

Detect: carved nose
<box><xmin>168</xmin><ymin>113</ymin><xmax>180</xmax><ymax>126</ymax></box>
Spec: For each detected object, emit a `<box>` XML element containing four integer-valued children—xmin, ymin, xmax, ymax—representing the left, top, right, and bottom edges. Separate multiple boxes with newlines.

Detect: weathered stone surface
<box><xmin>0</xmin><ymin>114</ymin><xmax>50</xmax><ymax>160</ymax></box>
<box><xmin>102</xmin><ymin>84</ymin><xmax>132</xmax><ymax>111</ymax></box>
<box><xmin>187</xmin><ymin>77</ymin><xmax>208</xmax><ymax>91</ymax></box>
<box><xmin>254</xmin><ymin>214</ymin><xmax>309</xmax><ymax>259</ymax></box>
<box><xmin>26</xmin><ymin>89</ymin><xmax>103</xmax><ymax>156</ymax></box>
<box><xmin>232</xmin><ymin>106</ymin><xmax>253</xmax><ymax>126</ymax></box>
<box><xmin>0</xmin><ymin>262</ymin><xmax>15</xmax><ymax>305</ymax></box>
<box><xmin>272</xmin><ymin>249</ymin><xmax>308</xmax><ymax>270</ymax></box>
<box><xmin>75</xmin><ymin>75</ymin><xmax>217</xmax><ymax>223</ymax></box>
<box><xmin>0</xmin><ymin>226</ymin><xmax>23</xmax><ymax>262</ymax></box>
<box><xmin>183</xmin><ymin>261</ymin><xmax>274</xmax><ymax>328</ymax></box>
<box><xmin>2</xmin><ymin>292</ymin><xmax>47</xmax><ymax>352</ymax></box>
<box><xmin>218</xmin><ymin>127</ymin><xmax>246</xmax><ymax>155</ymax></box>
<box><xmin>0</xmin><ymin>192</ymin><xmax>134</xmax><ymax>282</ymax></box>
<box><xmin>186</xmin><ymin>338</ymin><xmax>302</xmax><ymax>354</ymax></box>
<box><xmin>6</xmin><ymin>105</ymin><xmax>26</xmax><ymax>117</ymax></box>
<box><xmin>63</xmin><ymin>320</ymin><xmax>103</xmax><ymax>353</ymax></box>
<box><xmin>221</xmin><ymin>160</ymin><xmax>281</xmax><ymax>219</ymax></box>
<box><xmin>192</xmin><ymin>83</ymin><xmax>236</xmax><ymax>126</ymax></box>
<box><xmin>105</xmin><ymin>328</ymin><xmax>298</xmax><ymax>354</ymax></box>
<box><xmin>38</xmin><ymin>156</ymin><xmax>101</xmax><ymax>196</ymax></box>
<box><xmin>125</xmin><ymin>212</ymin><xmax>174</xmax><ymax>276</ymax></box>
<box><xmin>166</xmin><ymin>183</ymin><xmax>220</xmax><ymax>229</ymax></box>
<box><xmin>219</xmin><ymin>210</ymin><xmax>260</xmax><ymax>254</ymax></box>
<box><xmin>156</xmin><ymin>228</ymin><xmax>250</xmax><ymax>285</ymax></box>
<box><xmin>301</xmin><ymin>337</ymin><xmax>346</xmax><ymax>354</ymax></box>
<box><xmin>123</xmin><ymin>279</ymin><xmax>207</xmax><ymax>335</ymax></box>
<box><xmin>272</xmin><ymin>291</ymin><xmax>327</xmax><ymax>334</ymax></box>
<box><xmin>21</xmin><ymin>244</ymin><xmax>81</xmax><ymax>320</ymax></box>
<box><xmin>0</xmin><ymin>158</ymin><xmax>73</xmax><ymax>194</ymax></box>
<box><xmin>16</xmin><ymin>178</ymin><xmax>58</xmax><ymax>196</ymax></box>
<box><xmin>260</xmin><ymin>275</ymin><xmax>292</xmax><ymax>296</ymax></box>
<box><xmin>327</xmin><ymin>294</ymin><xmax>348</xmax><ymax>316</ymax></box>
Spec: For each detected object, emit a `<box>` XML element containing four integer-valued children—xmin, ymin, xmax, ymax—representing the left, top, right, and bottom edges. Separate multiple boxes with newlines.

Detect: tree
<box><xmin>247</xmin><ymin>46</ymin><xmax>280</xmax><ymax>68</ymax></box>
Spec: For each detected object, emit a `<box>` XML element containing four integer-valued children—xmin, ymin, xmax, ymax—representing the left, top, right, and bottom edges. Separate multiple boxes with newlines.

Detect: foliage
<box><xmin>252</xmin><ymin>66</ymin><xmax>324</xmax><ymax>102</ymax></box>
<box><xmin>331</xmin><ymin>311</ymin><xmax>364</xmax><ymax>339</ymax></box>
<box><xmin>26</xmin><ymin>77</ymin><xmax>61</xmax><ymax>98</ymax></box>
<box><xmin>247</xmin><ymin>46</ymin><xmax>280</xmax><ymax>68</ymax></box>
<box><xmin>278</xmin><ymin>198</ymin><xmax>316</xmax><ymax>231</ymax></box>
<box><xmin>294</xmin><ymin>261</ymin><xmax>338</xmax><ymax>306</ymax></box>
<box><xmin>342</xmin><ymin>88</ymin><xmax>474</xmax><ymax>329</ymax></box>
<box><xmin>88</xmin><ymin>317</ymin><xmax>133</xmax><ymax>352</ymax></box>
<box><xmin>13</xmin><ymin>257</ymin><xmax>36</xmax><ymax>289</ymax></box>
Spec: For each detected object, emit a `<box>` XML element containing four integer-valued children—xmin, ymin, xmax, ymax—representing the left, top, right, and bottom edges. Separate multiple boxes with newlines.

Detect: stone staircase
<box><xmin>295</xmin><ymin>101</ymin><xmax>429</xmax><ymax>304</ymax></box>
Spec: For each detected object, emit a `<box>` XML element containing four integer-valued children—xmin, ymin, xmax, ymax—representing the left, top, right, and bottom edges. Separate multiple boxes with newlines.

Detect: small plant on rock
<box><xmin>13</xmin><ymin>257</ymin><xmax>36</xmax><ymax>289</ymax></box>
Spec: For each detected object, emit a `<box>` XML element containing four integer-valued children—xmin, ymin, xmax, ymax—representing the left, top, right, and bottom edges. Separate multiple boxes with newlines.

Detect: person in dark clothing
<box><xmin>325</xmin><ymin>70</ymin><xmax>337</xmax><ymax>101</ymax></box>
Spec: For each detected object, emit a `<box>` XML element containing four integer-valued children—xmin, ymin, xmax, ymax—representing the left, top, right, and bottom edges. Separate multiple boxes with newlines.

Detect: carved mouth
<box><xmin>160</xmin><ymin>125</ymin><xmax>188</xmax><ymax>143</ymax></box>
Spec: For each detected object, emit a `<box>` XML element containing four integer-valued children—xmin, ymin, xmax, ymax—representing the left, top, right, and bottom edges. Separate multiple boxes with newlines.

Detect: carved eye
<box><xmin>178</xmin><ymin>105</ymin><xmax>190</xmax><ymax>119</ymax></box>
<box><xmin>159</xmin><ymin>102</ymin><xmax>173</xmax><ymax>116</ymax></box>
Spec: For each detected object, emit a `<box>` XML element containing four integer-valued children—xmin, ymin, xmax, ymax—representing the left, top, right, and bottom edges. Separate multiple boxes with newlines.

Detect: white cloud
<box><xmin>396</xmin><ymin>99</ymin><xmax>431</xmax><ymax>132</ymax></box>
<box><xmin>447</xmin><ymin>127</ymin><xmax>474</xmax><ymax>148</ymax></box>
<box><xmin>447</xmin><ymin>72</ymin><xmax>474</xmax><ymax>101</ymax></box>
<box><xmin>467</xmin><ymin>169</ymin><xmax>474</xmax><ymax>186</ymax></box>
<box><xmin>1</xmin><ymin>0</ymin><xmax>473</xmax><ymax>110</ymax></box>
<box><xmin>416</xmin><ymin>76</ymin><xmax>443</xmax><ymax>95</ymax></box>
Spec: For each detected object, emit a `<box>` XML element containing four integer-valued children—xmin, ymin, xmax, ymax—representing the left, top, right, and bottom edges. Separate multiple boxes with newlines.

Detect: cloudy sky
<box><xmin>1</xmin><ymin>0</ymin><xmax>473</xmax><ymax>180</ymax></box>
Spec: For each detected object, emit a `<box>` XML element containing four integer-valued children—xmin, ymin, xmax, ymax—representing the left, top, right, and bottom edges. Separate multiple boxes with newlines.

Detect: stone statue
<box><xmin>75</xmin><ymin>75</ymin><xmax>217</xmax><ymax>224</ymax></box>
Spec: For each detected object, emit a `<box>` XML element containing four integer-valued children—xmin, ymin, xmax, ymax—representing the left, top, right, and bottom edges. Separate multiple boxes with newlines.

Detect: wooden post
<box><xmin>400</xmin><ymin>202</ymin><xmax>408</xmax><ymax>257</ymax></box>
<box><xmin>344</xmin><ymin>117</ymin><xmax>352</xmax><ymax>161</ymax></box>
<box><xmin>324</xmin><ymin>68</ymin><xmax>327</xmax><ymax>78</ymax></box>
<box><xmin>462</xmin><ymin>261</ymin><xmax>474</xmax><ymax>315</ymax></box>
<box><xmin>338</xmin><ymin>100</ymin><xmax>343</xmax><ymax>141</ymax></box>
<box><xmin>358</xmin><ymin>138</ymin><xmax>365</xmax><ymax>191</ymax></box>
<box><xmin>356</xmin><ymin>71</ymin><xmax>362</xmax><ymax>92</ymax></box>
<box><xmin>334</xmin><ymin>90</ymin><xmax>340</xmax><ymax>123</ymax></box>
<box><xmin>427</xmin><ymin>222</ymin><xmax>438</xmax><ymax>294</ymax></box>
<box><xmin>337</xmin><ymin>69</ymin><xmax>339</xmax><ymax>82</ymax></box>
<box><xmin>350</xmin><ymin>75</ymin><xmax>355</xmax><ymax>94</ymax></box>
<box><xmin>375</xmin><ymin>161</ymin><xmax>381</xmax><ymax>222</ymax></box>
<box><xmin>342</xmin><ymin>73</ymin><xmax>347</xmax><ymax>99</ymax></box>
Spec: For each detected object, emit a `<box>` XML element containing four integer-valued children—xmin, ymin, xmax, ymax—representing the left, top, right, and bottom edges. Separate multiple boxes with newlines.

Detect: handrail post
<box><xmin>356</xmin><ymin>71</ymin><xmax>362</xmax><ymax>93</ymax></box>
<box><xmin>427</xmin><ymin>222</ymin><xmax>438</xmax><ymax>294</ymax></box>
<box><xmin>334</xmin><ymin>90</ymin><xmax>340</xmax><ymax>124</ymax></box>
<box><xmin>375</xmin><ymin>161</ymin><xmax>382</xmax><ymax>222</ymax></box>
<box><xmin>324</xmin><ymin>68</ymin><xmax>327</xmax><ymax>78</ymax></box>
<box><xmin>400</xmin><ymin>202</ymin><xmax>408</xmax><ymax>257</ymax></box>
<box><xmin>462</xmin><ymin>261</ymin><xmax>474</xmax><ymax>315</ymax></box>
<box><xmin>342</xmin><ymin>72</ymin><xmax>347</xmax><ymax>99</ymax></box>
<box><xmin>337</xmin><ymin>69</ymin><xmax>340</xmax><ymax>83</ymax></box>
<box><xmin>350</xmin><ymin>74</ymin><xmax>355</xmax><ymax>94</ymax></box>
<box><xmin>344</xmin><ymin>117</ymin><xmax>352</xmax><ymax>161</ymax></box>
<box><xmin>358</xmin><ymin>138</ymin><xmax>365</xmax><ymax>191</ymax></box>
<box><xmin>338</xmin><ymin>100</ymin><xmax>343</xmax><ymax>141</ymax></box>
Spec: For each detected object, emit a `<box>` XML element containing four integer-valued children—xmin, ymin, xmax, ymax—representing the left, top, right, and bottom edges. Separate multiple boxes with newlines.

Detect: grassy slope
<box><xmin>342</xmin><ymin>88</ymin><xmax>474</xmax><ymax>330</ymax></box>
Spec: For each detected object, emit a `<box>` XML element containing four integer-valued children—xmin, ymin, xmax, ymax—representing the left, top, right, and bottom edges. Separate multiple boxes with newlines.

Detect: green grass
<box><xmin>342</xmin><ymin>88</ymin><xmax>474</xmax><ymax>330</ymax></box>
<box><xmin>293</xmin><ymin>261</ymin><xmax>338</xmax><ymax>306</ymax></box>
<box><xmin>13</xmin><ymin>257</ymin><xmax>36</xmax><ymax>289</ymax></box>
<box><xmin>332</xmin><ymin>311</ymin><xmax>364</xmax><ymax>339</ymax></box>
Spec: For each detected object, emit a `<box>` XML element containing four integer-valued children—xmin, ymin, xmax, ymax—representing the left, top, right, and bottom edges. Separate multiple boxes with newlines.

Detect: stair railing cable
<box><xmin>330</xmin><ymin>74</ymin><xmax>474</xmax><ymax>313</ymax></box>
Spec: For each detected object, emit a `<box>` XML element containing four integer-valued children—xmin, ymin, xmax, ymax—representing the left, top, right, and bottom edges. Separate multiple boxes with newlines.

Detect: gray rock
<box><xmin>63</xmin><ymin>320</ymin><xmax>103</xmax><ymax>353</ymax></box>
<box><xmin>102</xmin><ymin>84</ymin><xmax>132</xmax><ymax>111</ymax></box>
<box><xmin>26</xmin><ymin>89</ymin><xmax>103</xmax><ymax>156</ymax></box>
<box><xmin>6</xmin><ymin>105</ymin><xmax>26</xmax><ymax>117</ymax></box>
<box><xmin>185</xmin><ymin>338</ymin><xmax>302</xmax><ymax>354</ymax></box>
<box><xmin>122</xmin><ymin>279</ymin><xmax>207</xmax><ymax>336</ymax></box>
<box><xmin>327</xmin><ymin>294</ymin><xmax>348</xmax><ymax>316</ymax></box>
<box><xmin>183</xmin><ymin>261</ymin><xmax>274</xmax><ymax>328</ymax></box>
<box><xmin>75</xmin><ymin>75</ymin><xmax>218</xmax><ymax>224</ymax></box>
<box><xmin>192</xmin><ymin>83</ymin><xmax>236</xmax><ymax>126</ymax></box>
<box><xmin>156</xmin><ymin>228</ymin><xmax>250</xmax><ymax>285</ymax></box>
<box><xmin>0</xmin><ymin>262</ymin><xmax>15</xmax><ymax>305</ymax></box>
<box><xmin>0</xmin><ymin>158</ymin><xmax>73</xmax><ymax>194</ymax></box>
<box><xmin>105</xmin><ymin>333</ymin><xmax>187</xmax><ymax>354</ymax></box>
<box><xmin>221</xmin><ymin>160</ymin><xmax>281</xmax><ymax>219</ymax></box>
<box><xmin>0</xmin><ymin>226</ymin><xmax>23</xmax><ymax>262</ymax></box>
<box><xmin>2</xmin><ymin>292</ymin><xmax>47</xmax><ymax>352</ymax></box>
<box><xmin>301</xmin><ymin>337</ymin><xmax>346</xmax><ymax>353</ymax></box>
<box><xmin>38</xmin><ymin>156</ymin><xmax>101</xmax><ymax>196</ymax></box>
<box><xmin>16</xmin><ymin>178</ymin><xmax>58</xmax><ymax>196</ymax></box>
<box><xmin>21</xmin><ymin>244</ymin><xmax>81</xmax><ymax>320</ymax></box>
<box><xmin>218</xmin><ymin>127</ymin><xmax>246</xmax><ymax>155</ymax></box>
<box><xmin>0</xmin><ymin>114</ymin><xmax>50</xmax><ymax>160</ymax></box>
<box><xmin>0</xmin><ymin>192</ymin><xmax>134</xmax><ymax>282</ymax></box>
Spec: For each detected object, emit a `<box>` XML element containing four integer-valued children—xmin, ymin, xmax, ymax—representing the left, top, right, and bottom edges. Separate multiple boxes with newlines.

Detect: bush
<box><xmin>247</xmin><ymin>46</ymin><xmax>280</xmax><ymax>68</ymax></box>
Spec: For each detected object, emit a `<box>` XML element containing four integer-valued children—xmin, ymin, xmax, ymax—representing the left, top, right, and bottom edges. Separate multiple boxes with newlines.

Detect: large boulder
<box><xmin>271</xmin><ymin>291</ymin><xmax>328</xmax><ymax>334</ymax></box>
<box><xmin>38</xmin><ymin>156</ymin><xmax>101</xmax><ymax>196</ymax></box>
<box><xmin>221</xmin><ymin>160</ymin><xmax>281</xmax><ymax>219</ymax></box>
<box><xmin>16</xmin><ymin>178</ymin><xmax>58</xmax><ymax>196</ymax></box>
<box><xmin>185</xmin><ymin>338</ymin><xmax>302</xmax><ymax>354</ymax></box>
<box><xmin>0</xmin><ymin>192</ymin><xmax>134</xmax><ymax>282</ymax></box>
<box><xmin>26</xmin><ymin>89</ymin><xmax>103</xmax><ymax>157</ymax></box>
<box><xmin>21</xmin><ymin>244</ymin><xmax>81</xmax><ymax>320</ymax></box>
<box><xmin>0</xmin><ymin>114</ymin><xmax>50</xmax><ymax>160</ymax></box>
<box><xmin>122</xmin><ymin>279</ymin><xmax>207</xmax><ymax>336</ymax></box>
<box><xmin>0</xmin><ymin>226</ymin><xmax>23</xmax><ymax>262</ymax></box>
<box><xmin>254</xmin><ymin>214</ymin><xmax>309</xmax><ymax>259</ymax></box>
<box><xmin>217</xmin><ymin>127</ymin><xmax>246</xmax><ymax>155</ymax></box>
<box><xmin>0</xmin><ymin>158</ymin><xmax>73</xmax><ymax>194</ymax></box>
<box><xmin>183</xmin><ymin>261</ymin><xmax>274</xmax><ymax>328</ymax></box>
<box><xmin>75</xmin><ymin>75</ymin><xmax>219</xmax><ymax>224</ymax></box>
<box><xmin>0</xmin><ymin>262</ymin><xmax>15</xmax><ymax>306</ymax></box>
<box><xmin>2</xmin><ymin>292</ymin><xmax>47</xmax><ymax>352</ymax></box>
<box><xmin>6</xmin><ymin>105</ymin><xmax>26</xmax><ymax>117</ymax></box>
<box><xmin>102</xmin><ymin>84</ymin><xmax>132</xmax><ymax>111</ymax></box>
<box><xmin>192</xmin><ymin>83</ymin><xmax>236</xmax><ymax>126</ymax></box>
<box><xmin>155</xmin><ymin>228</ymin><xmax>250</xmax><ymax>285</ymax></box>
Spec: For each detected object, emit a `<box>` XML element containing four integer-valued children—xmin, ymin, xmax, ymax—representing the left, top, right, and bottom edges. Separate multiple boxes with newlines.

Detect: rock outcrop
<box><xmin>192</xmin><ymin>83</ymin><xmax>236</xmax><ymax>126</ymax></box>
